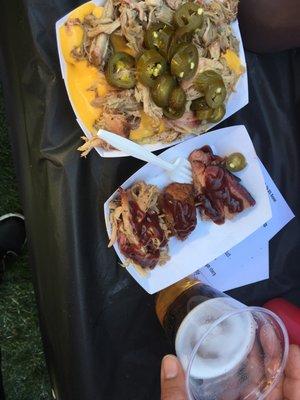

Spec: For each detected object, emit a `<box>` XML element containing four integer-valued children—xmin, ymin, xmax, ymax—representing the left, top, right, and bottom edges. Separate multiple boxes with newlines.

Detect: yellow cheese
<box><xmin>222</xmin><ymin>49</ymin><xmax>245</xmax><ymax>76</ymax></box>
<box><xmin>60</xmin><ymin>3</ymin><xmax>104</xmax><ymax>64</ymax></box>
<box><xmin>110</xmin><ymin>34</ymin><xmax>136</xmax><ymax>57</ymax></box>
<box><xmin>96</xmin><ymin>79</ymin><xmax>110</xmax><ymax>97</ymax></box>
<box><xmin>92</xmin><ymin>6</ymin><xmax>103</xmax><ymax>18</ymax></box>
<box><xmin>59</xmin><ymin>24</ymin><xmax>84</xmax><ymax>65</ymax></box>
<box><xmin>130</xmin><ymin>112</ymin><xmax>165</xmax><ymax>141</ymax></box>
<box><xmin>69</xmin><ymin>2</ymin><xmax>97</xmax><ymax>20</ymax></box>
<box><xmin>59</xmin><ymin>4</ymin><xmax>107</xmax><ymax>133</ymax></box>
<box><xmin>66</xmin><ymin>61</ymin><xmax>104</xmax><ymax>132</ymax></box>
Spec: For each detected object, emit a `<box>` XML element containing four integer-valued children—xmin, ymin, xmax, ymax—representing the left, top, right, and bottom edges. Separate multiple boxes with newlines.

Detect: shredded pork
<box><xmin>89</xmin><ymin>0</ymin><xmax>116</xmax><ymax>67</ymax></box>
<box><xmin>91</xmin><ymin>89</ymin><xmax>141</xmax><ymax>114</ymax></box>
<box><xmin>109</xmin><ymin>181</ymin><xmax>170</xmax><ymax>271</ymax></box>
<box><xmin>77</xmin><ymin>136</ymin><xmax>106</xmax><ymax>157</ymax></box>
<box><xmin>154</xmin><ymin>4</ymin><xmax>174</xmax><ymax>24</ymax></box>
<box><xmin>118</xmin><ymin>4</ymin><xmax>144</xmax><ymax>54</ymax></box>
<box><xmin>165</xmin><ymin>0</ymin><xmax>184</xmax><ymax>10</ymax></box>
<box><xmin>135</xmin><ymin>83</ymin><xmax>163</xmax><ymax>121</ymax></box>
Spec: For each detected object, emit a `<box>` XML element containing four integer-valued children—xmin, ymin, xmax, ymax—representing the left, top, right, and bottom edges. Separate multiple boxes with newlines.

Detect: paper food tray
<box><xmin>104</xmin><ymin>125</ymin><xmax>272</xmax><ymax>293</ymax></box>
<box><xmin>55</xmin><ymin>1</ymin><xmax>249</xmax><ymax>158</ymax></box>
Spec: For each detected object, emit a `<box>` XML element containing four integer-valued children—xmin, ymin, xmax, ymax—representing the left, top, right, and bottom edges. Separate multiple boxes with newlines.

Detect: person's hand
<box><xmin>161</xmin><ymin>355</ymin><xmax>187</xmax><ymax>400</ymax></box>
<box><xmin>246</xmin><ymin>322</ymin><xmax>300</xmax><ymax>400</ymax></box>
<box><xmin>161</xmin><ymin>344</ymin><xmax>300</xmax><ymax>400</ymax></box>
<box><xmin>266</xmin><ymin>344</ymin><xmax>300</xmax><ymax>400</ymax></box>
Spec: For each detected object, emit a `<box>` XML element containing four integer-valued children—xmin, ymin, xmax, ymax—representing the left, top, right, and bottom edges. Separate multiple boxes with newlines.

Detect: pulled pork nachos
<box><xmin>59</xmin><ymin>0</ymin><xmax>244</xmax><ymax>155</ymax></box>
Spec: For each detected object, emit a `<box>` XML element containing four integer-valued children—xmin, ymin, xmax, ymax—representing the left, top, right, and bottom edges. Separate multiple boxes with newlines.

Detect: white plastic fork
<box><xmin>98</xmin><ymin>129</ymin><xmax>192</xmax><ymax>183</ymax></box>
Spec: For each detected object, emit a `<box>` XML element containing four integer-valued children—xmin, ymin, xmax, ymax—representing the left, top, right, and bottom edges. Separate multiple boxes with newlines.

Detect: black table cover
<box><xmin>1</xmin><ymin>1</ymin><xmax>299</xmax><ymax>399</ymax></box>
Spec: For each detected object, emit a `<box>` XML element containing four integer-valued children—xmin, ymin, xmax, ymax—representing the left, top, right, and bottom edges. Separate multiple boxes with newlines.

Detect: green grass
<box><xmin>0</xmin><ymin>85</ymin><xmax>51</xmax><ymax>400</ymax></box>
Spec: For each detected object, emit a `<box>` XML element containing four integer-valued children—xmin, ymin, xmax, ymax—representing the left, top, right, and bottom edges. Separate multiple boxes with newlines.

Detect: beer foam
<box><xmin>175</xmin><ymin>297</ymin><xmax>257</xmax><ymax>379</ymax></box>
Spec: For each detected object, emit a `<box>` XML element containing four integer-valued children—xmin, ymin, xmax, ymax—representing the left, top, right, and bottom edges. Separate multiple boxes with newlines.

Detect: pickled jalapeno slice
<box><xmin>226</xmin><ymin>153</ymin><xmax>247</xmax><ymax>172</ymax></box>
<box><xmin>205</xmin><ymin>82</ymin><xmax>226</xmax><ymax>109</ymax></box>
<box><xmin>207</xmin><ymin>104</ymin><xmax>226</xmax><ymax>123</ymax></box>
<box><xmin>195</xmin><ymin>70</ymin><xmax>223</xmax><ymax>93</ymax></box>
<box><xmin>145</xmin><ymin>23</ymin><xmax>174</xmax><ymax>58</ymax></box>
<box><xmin>169</xmin><ymin>86</ymin><xmax>187</xmax><ymax>111</ymax></box>
<box><xmin>171</xmin><ymin>43</ymin><xmax>198</xmax><ymax>80</ymax></box>
<box><xmin>174</xmin><ymin>2</ymin><xmax>204</xmax><ymax>31</ymax></box>
<box><xmin>137</xmin><ymin>49</ymin><xmax>168</xmax><ymax>87</ymax></box>
<box><xmin>105</xmin><ymin>52</ymin><xmax>136</xmax><ymax>89</ymax></box>
<box><xmin>151</xmin><ymin>74</ymin><xmax>177</xmax><ymax>108</ymax></box>
<box><xmin>163</xmin><ymin>106</ymin><xmax>185</xmax><ymax>119</ymax></box>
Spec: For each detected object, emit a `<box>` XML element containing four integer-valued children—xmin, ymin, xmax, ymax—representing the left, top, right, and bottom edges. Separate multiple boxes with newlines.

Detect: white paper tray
<box><xmin>104</xmin><ymin>125</ymin><xmax>272</xmax><ymax>293</ymax></box>
<box><xmin>55</xmin><ymin>1</ymin><xmax>249</xmax><ymax>158</ymax></box>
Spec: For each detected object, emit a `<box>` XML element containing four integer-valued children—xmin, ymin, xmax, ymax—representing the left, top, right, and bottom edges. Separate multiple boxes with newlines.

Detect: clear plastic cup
<box><xmin>156</xmin><ymin>278</ymin><xmax>289</xmax><ymax>400</ymax></box>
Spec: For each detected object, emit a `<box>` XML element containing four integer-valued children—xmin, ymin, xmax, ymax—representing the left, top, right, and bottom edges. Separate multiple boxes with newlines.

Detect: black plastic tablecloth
<box><xmin>0</xmin><ymin>1</ymin><xmax>299</xmax><ymax>399</ymax></box>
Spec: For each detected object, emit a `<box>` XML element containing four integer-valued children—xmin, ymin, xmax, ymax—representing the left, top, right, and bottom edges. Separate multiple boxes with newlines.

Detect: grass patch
<box><xmin>0</xmin><ymin>84</ymin><xmax>51</xmax><ymax>400</ymax></box>
<box><xmin>0</xmin><ymin>256</ymin><xmax>51</xmax><ymax>400</ymax></box>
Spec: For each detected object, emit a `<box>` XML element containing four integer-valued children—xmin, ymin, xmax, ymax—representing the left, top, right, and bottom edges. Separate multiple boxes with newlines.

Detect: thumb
<box><xmin>161</xmin><ymin>355</ymin><xmax>188</xmax><ymax>400</ymax></box>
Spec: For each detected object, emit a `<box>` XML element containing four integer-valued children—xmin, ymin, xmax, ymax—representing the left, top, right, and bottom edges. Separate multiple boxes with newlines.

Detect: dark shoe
<box><xmin>0</xmin><ymin>213</ymin><xmax>26</xmax><ymax>282</ymax></box>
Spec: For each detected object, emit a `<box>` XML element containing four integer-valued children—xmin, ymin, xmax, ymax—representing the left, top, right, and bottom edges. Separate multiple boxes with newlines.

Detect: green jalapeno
<box><xmin>151</xmin><ymin>74</ymin><xmax>177</xmax><ymax>108</ymax></box>
<box><xmin>205</xmin><ymin>82</ymin><xmax>226</xmax><ymax>108</ymax></box>
<box><xmin>174</xmin><ymin>2</ymin><xmax>204</xmax><ymax>31</ymax></box>
<box><xmin>144</xmin><ymin>23</ymin><xmax>165</xmax><ymax>48</ymax></box>
<box><xmin>163</xmin><ymin>106</ymin><xmax>185</xmax><ymax>119</ymax></box>
<box><xmin>171</xmin><ymin>43</ymin><xmax>198</xmax><ymax>80</ymax></box>
<box><xmin>195</xmin><ymin>70</ymin><xmax>223</xmax><ymax>93</ymax></box>
<box><xmin>192</xmin><ymin>98</ymin><xmax>213</xmax><ymax>120</ymax></box>
<box><xmin>169</xmin><ymin>86</ymin><xmax>187</xmax><ymax>111</ymax></box>
<box><xmin>226</xmin><ymin>153</ymin><xmax>247</xmax><ymax>172</ymax></box>
<box><xmin>195</xmin><ymin>108</ymin><xmax>213</xmax><ymax>120</ymax></box>
<box><xmin>191</xmin><ymin>97</ymin><xmax>208</xmax><ymax>111</ymax></box>
<box><xmin>207</xmin><ymin>104</ymin><xmax>226</xmax><ymax>123</ymax></box>
<box><xmin>105</xmin><ymin>52</ymin><xmax>136</xmax><ymax>89</ymax></box>
<box><xmin>167</xmin><ymin>25</ymin><xmax>194</xmax><ymax>61</ymax></box>
<box><xmin>145</xmin><ymin>23</ymin><xmax>174</xmax><ymax>58</ymax></box>
<box><xmin>137</xmin><ymin>49</ymin><xmax>168</xmax><ymax>87</ymax></box>
<box><xmin>168</xmin><ymin>37</ymin><xmax>181</xmax><ymax>61</ymax></box>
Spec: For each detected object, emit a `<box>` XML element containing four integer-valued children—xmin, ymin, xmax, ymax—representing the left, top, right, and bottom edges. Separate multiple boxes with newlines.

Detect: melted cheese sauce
<box><xmin>59</xmin><ymin>3</ymin><xmax>109</xmax><ymax>132</ymax></box>
<box><xmin>130</xmin><ymin>111</ymin><xmax>165</xmax><ymax>141</ymax></box>
<box><xmin>222</xmin><ymin>49</ymin><xmax>245</xmax><ymax>76</ymax></box>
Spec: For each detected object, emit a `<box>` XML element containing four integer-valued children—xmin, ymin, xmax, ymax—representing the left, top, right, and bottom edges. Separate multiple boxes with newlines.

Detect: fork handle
<box><xmin>98</xmin><ymin>129</ymin><xmax>174</xmax><ymax>171</ymax></box>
